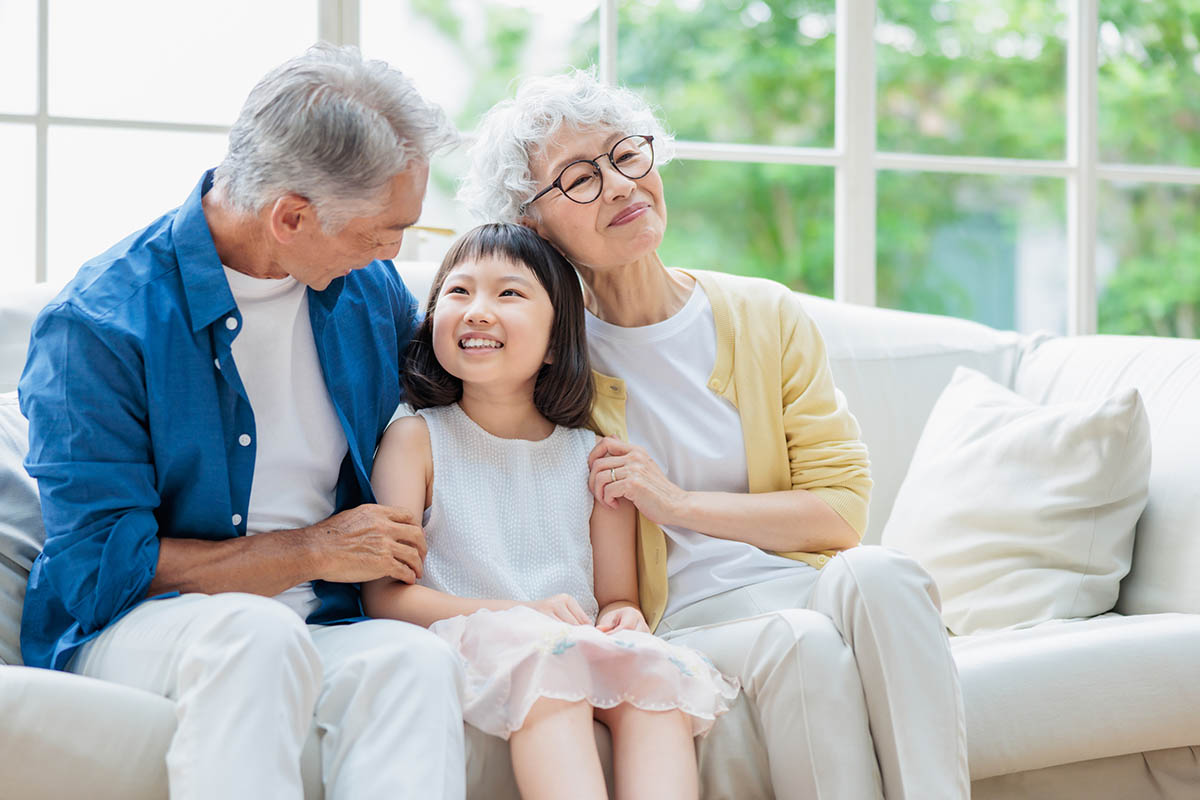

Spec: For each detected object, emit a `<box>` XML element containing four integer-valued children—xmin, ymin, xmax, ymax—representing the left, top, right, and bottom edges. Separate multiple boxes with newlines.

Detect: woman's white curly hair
<box><xmin>459</xmin><ymin>68</ymin><xmax>674</xmax><ymax>224</ymax></box>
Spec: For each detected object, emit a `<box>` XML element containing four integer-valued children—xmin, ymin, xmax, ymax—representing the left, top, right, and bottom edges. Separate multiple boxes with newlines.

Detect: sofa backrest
<box><xmin>0</xmin><ymin>283</ymin><xmax>64</xmax><ymax>394</ymax></box>
<box><xmin>0</xmin><ymin>392</ymin><xmax>41</xmax><ymax>665</ymax></box>
<box><xmin>1015</xmin><ymin>334</ymin><xmax>1200</xmax><ymax>616</ymax></box>
<box><xmin>798</xmin><ymin>294</ymin><xmax>1030</xmax><ymax>545</ymax></box>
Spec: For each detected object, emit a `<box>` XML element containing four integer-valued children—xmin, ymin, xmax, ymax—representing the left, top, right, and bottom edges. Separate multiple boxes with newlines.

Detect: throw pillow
<box><xmin>881</xmin><ymin>367</ymin><xmax>1151</xmax><ymax>636</ymax></box>
<box><xmin>0</xmin><ymin>392</ymin><xmax>44</xmax><ymax>665</ymax></box>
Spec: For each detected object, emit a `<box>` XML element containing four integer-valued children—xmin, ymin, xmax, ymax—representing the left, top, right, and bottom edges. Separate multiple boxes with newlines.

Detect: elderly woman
<box><xmin>460</xmin><ymin>71</ymin><xmax>968</xmax><ymax>799</ymax></box>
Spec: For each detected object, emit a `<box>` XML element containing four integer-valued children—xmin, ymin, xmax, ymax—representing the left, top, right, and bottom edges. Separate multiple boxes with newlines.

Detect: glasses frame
<box><xmin>520</xmin><ymin>134</ymin><xmax>656</xmax><ymax>215</ymax></box>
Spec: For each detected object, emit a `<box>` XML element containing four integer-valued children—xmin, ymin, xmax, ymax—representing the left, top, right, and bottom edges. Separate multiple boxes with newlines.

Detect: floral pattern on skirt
<box><xmin>430</xmin><ymin>606</ymin><xmax>740</xmax><ymax>740</ymax></box>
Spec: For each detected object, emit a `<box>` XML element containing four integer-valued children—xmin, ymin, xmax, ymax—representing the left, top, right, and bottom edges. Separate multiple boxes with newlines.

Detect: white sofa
<box><xmin>2</xmin><ymin>264</ymin><xmax>1199</xmax><ymax>799</ymax></box>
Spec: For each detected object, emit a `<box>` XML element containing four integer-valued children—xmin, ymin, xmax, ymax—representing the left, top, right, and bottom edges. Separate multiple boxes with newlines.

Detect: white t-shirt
<box><xmin>224</xmin><ymin>267</ymin><xmax>349</xmax><ymax>620</ymax></box>
<box><xmin>586</xmin><ymin>283</ymin><xmax>813</xmax><ymax>618</ymax></box>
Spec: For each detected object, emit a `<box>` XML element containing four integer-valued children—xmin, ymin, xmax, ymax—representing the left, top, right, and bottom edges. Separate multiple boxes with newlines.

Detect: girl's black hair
<box><xmin>402</xmin><ymin>222</ymin><xmax>594</xmax><ymax>429</ymax></box>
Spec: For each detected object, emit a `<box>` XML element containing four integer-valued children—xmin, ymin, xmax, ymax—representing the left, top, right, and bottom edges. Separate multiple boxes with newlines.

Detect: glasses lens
<box><xmin>612</xmin><ymin>136</ymin><xmax>654</xmax><ymax>180</ymax></box>
<box><xmin>559</xmin><ymin>161</ymin><xmax>603</xmax><ymax>204</ymax></box>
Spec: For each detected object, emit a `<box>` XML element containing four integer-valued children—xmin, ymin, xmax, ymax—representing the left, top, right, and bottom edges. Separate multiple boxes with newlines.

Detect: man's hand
<box><xmin>305</xmin><ymin>504</ymin><xmax>427</xmax><ymax>584</ymax></box>
<box><xmin>595</xmin><ymin>606</ymin><xmax>650</xmax><ymax>634</ymax></box>
<box><xmin>523</xmin><ymin>593</ymin><xmax>593</xmax><ymax>625</ymax></box>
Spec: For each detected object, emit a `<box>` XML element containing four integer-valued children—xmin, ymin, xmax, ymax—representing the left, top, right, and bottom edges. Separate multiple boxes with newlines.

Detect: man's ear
<box><xmin>268</xmin><ymin>194</ymin><xmax>313</xmax><ymax>244</ymax></box>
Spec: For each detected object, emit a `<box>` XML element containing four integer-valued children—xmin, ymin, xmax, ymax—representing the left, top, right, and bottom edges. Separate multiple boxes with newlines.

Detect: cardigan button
<box><xmin>225</xmin><ymin>316</ymin><xmax>238</xmax><ymax>331</ymax></box>
<box><xmin>238</xmin><ymin>434</ymin><xmax>251</xmax><ymax>447</ymax></box>
<box><xmin>232</xmin><ymin>514</ymin><xmax>243</xmax><ymax>526</ymax></box>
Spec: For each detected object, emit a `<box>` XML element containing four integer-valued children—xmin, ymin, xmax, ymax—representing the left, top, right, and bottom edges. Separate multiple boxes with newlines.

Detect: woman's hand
<box><xmin>588</xmin><ymin>436</ymin><xmax>687</xmax><ymax>524</ymax></box>
<box><xmin>595</xmin><ymin>605</ymin><xmax>650</xmax><ymax>634</ymax></box>
<box><xmin>523</xmin><ymin>593</ymin><xmax>593</xmax><ymax>625</ymax></box>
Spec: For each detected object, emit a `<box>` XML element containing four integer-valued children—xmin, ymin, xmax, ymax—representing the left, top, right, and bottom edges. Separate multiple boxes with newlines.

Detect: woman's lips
<box><xmin>609</xmin><ymin>204</ymin><xmax>649</xmax><ymax>227</ymax></box>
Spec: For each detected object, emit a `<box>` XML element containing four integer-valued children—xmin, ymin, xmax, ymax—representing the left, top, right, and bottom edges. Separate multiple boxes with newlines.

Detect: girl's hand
<box><xmin>588</xmin><ymin>436</ymin><xmax>688</xmax><ymax>524</ymax></box>
<box><xmin>524</xmin><ymin>593</ymin><xmax>593</xmax><ymax>625</ymax></box>
<box><xmin>596</xmin><ymin>606</ymin><xmax>650</xmax><ymax>634</ymax></box>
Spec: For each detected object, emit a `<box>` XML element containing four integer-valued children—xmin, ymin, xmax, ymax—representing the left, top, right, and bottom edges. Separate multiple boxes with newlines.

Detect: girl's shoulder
<box><xmin>379</xmin><ymin>411</ymin><xmax>432</xmax><ymax>453</ymax></box>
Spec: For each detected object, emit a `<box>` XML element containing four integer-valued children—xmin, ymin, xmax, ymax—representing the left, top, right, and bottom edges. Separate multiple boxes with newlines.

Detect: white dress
<box><xmin>416</xmin><ymin>403</ymin><xmax>739</xmax><ymax>740</ymax></box>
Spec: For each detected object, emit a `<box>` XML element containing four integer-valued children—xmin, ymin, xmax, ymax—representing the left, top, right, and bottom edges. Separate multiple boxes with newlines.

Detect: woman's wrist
<box><xmin>661</xmin><ymin>487</ymin><xmax>695</xmax><ymax>529</ymax></box>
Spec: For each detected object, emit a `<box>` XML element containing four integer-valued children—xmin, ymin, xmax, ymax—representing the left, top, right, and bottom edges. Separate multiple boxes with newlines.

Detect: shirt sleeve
<box><xmin>778</xmin><ymin>291</ymin><xmax>873</xmax><ymax>537</ymax></box>
<box><xmin>20</xmin><ymin>302</ymin><xmax>162</xmax><ymax>636</ymax></box>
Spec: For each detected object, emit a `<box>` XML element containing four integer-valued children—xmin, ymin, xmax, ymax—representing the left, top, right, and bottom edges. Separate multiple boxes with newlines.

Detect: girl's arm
<box><xmin>364</xmin><ymin>414</ymin><xmax>592</xmax><ymax>628</ymax></box>
<box><xmin>363</xmin><ymin>415</ymin><xmax>512</xmax><ymax>626</ymax></box>
<box><xmin>590</xmin><ymin>466</ymin><xmax>647</xmax><ymax>633</ymax></box>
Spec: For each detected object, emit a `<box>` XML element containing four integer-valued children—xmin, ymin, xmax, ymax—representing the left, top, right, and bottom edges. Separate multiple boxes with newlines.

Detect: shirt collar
<box><xmin>173</xmin><ymin>169</ymin><xmax>237</xmax><ymax>334</ymax></box>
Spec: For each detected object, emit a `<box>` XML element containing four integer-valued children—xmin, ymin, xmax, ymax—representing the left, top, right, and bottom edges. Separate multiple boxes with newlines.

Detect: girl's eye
<box><xmin>499</xmin><ymin>289</ymin><xmax>523</xmax><ymax>298</ymax></box>
<box><xmin>446</xmin><ymin>286</ymin><xmax>467</xmax><ymax>295</ymax></box>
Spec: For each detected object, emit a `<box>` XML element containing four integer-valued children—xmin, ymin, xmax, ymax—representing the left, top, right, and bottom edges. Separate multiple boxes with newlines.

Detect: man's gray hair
<box><xmin>214</xmin><ymin>43</ymin><xmax>457</xmax><ymax>232</ymax></box>
<box><xmin>459</xmin><ymin>69</ymin><xmax>674</xmax><ymax>224</ymax></box>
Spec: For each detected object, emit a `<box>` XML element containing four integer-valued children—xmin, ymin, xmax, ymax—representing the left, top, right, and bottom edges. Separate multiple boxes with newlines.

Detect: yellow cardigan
<box><xmin>589</xmin><ymin>269</ymin><xmax>872</xmax><ymax>631</ymax></box>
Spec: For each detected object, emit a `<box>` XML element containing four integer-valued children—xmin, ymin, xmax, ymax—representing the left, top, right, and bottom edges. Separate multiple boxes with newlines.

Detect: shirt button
<box><xmin>232</xmin><ymin>514</ymin><xmax>243</xmax><ymax>526</ymax></box>
<box><xmin>225</xmin><ymin>316</ymin><xmax>238</xmax><ymax>330</ymax></box>
<box><xmin>238</xmin><ymin>434</ymin><xmax>252</xmax><ymax>447</ymax></box>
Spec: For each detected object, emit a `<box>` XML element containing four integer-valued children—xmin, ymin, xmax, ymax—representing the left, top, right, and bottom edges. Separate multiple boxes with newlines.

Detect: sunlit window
<box><xmin>5</xmin><ymin>0</ymin><xmax>1198</xmax><ymax>339</ymax></box>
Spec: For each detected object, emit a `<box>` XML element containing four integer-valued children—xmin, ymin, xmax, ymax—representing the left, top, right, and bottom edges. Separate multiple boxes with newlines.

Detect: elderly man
<box><xmin>18</xmin><ymin>45</ymin><xmax>463</xmax><ymax>799</ymax></box>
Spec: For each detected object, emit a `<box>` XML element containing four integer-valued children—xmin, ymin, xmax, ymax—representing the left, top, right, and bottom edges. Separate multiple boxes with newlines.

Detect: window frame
<box><xmin>5</xmin><ymin>0</ymin><xmax>1200</xmax><ymax>335</ymax></box>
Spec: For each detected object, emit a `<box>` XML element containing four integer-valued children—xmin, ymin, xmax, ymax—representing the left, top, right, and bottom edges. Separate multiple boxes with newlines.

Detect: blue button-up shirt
<box><xmin>18</xmin><ymin>170</ymin><xmax>420</xmax><ymax>670</ymax></box>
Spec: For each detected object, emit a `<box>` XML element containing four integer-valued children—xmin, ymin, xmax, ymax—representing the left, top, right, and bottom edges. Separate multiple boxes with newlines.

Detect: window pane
<box><xmin>1098</xmin><ymin>181</ymin><xmax>1200</xmax><ymax>338</ymax></box>
<box><xmin>877</xmin><ymin>171</ymin><xmax>1066</xmax><ymax>333</ymax></box>
<box><xmin>0</xmin><ymin>123</ymin><xmax>36</xmax><ymax>286</ymax></box>
<box><xmin>360</xmin><ymin>0</ymin><xmax>599</xmax><ymax>130</ymax></box>
<box><xmin>361</xmin><ymin>0</ymin><xmax>599</xmax><ymax>259</ymax></box>
<box><xmin>660</xmin><ymin>161</ymin><xmax>834</xmax><ymax>297</ymax></box>
<box><xmin>619</xmin><ymin>0</ymin><xmax>836</xmax><ymax>148</ymax></box>
<box><xmin>49</xmin><ymin>0</ymin><xmax>317</xmax><ymax>125</ymax></box>
<box><xmin>1098</xmin><ymin>2</ymin><xmax>1200</xmax><ymax>166</ymax></box>
<box><xmin>877</xmin><ymin>0</ymin><xmax>1068</xmax><ymax>159</ymax></box>
<box><xmin>0</xmin><ymin>0</ymin><xmax>37</xmax><ymax>114</ymax></box>
<box><xmin>47</xmin><ymin>126</ymin><xmax>227</xmax><ymax>283</ymax></box>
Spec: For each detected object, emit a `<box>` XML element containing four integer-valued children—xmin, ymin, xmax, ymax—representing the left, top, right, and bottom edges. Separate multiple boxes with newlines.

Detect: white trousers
<box><xmin>658</xmin><ymin>546</ymin><xmax>969</xmax><ymax>800</ymax></box>
<box><xmin>70</xmin><ymin>592</ymin><xmax>466</xmax><ymax>800</ymax></box>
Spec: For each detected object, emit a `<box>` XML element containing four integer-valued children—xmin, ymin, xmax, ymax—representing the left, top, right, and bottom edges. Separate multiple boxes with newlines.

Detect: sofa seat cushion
<box><xmin>953</xmin><ymin>613</ymin><xmax>1200</xmax><ymax>780</ymax></box>
<box><xmin>0</xmin><ymin>665</ymin><xmax>174</xmax><ymax>799</ymax></box>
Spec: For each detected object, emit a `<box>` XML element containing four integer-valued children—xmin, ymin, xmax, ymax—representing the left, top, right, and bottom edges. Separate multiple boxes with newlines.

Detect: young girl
<box><xmin>364</xmin><ymin>223</ymin><xmax>738</xmax><ymax>800</ymax></box>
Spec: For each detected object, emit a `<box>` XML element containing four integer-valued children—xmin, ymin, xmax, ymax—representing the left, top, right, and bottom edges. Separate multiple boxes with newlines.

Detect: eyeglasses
<box><xmin>520</xmin><ymin>134</ymin><xmax>655</xmax><ymax>215</ymax></box>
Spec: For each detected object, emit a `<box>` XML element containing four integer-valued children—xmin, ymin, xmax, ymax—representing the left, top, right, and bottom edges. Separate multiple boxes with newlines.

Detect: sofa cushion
<box><xmin>797</xmin><ymin>295</ymin><xmax>1029</xmax><ymax>545</ymax></box>
<box><xmin>1014</xmin><ymin>334</ymin><xmax>1200</xmax><ymax>617</ymax></box>
<box><xmin>0</xmin><ymin>665</ymin><xmax>174</xmax><ymax>799</ymax></box>
<box><xmin>0</xmin><ymin>391</ymin><xmax>43</xmax><ymax>665</ymax></box>
<box><xmin>953</xmin><ymin>613</ymin><xmax>1200</xmax><ymax>781</ymax></box>
<box><xmin>881</xmin><ymin>367</ymin><xmax>1150</xmax><ymax>635</ymax></box>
